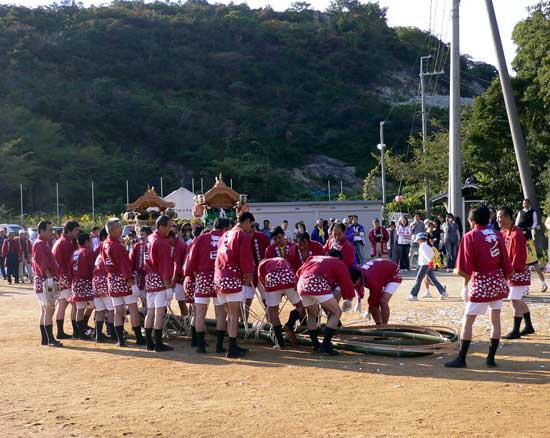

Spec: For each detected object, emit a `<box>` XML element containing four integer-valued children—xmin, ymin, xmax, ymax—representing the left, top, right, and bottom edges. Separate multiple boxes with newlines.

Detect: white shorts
<box><xmin>111</xmin><ymin>295</ymin><xmax>138</xmax><ymax>307</ymax></box>
<box><xmin>75</xmin><ymin>301</ymin><xmax>94</xmax><ymax>310</ymax></box>
<box><xmin>59</xmin><ymin>289</ymin><xmax>72</xmax><ymax>301</ymax></box>
<box><xmin>508</xmin><ymin>286</ymin><xmax>529</xmax><ymax>300</ymax></box>
<box><xmin>265</xmin><ymin>288</ymin><xmax>301</xmax><ymax>308</ymax></box>
<box><xmin>36</xmin><ymin>293</ymin><xmax>47</xmax><ymax>307</ymax></box>
<box><xmin>217</xmin><ymin>291</ymin><xmax>244</xmax><ymax>304</ymax></box>
<box><xmin>465</xmin><ymin>299</ymin><xmax>502</xmax><ymax>316</ymax></box>
<box><xmin>242</xmin><ymin>285</ymin><xmax>255</xmax><ymax>300</ymax></box>
<box><xmin>384</xmin><ymin>282</ymin><xmax>401</xmax><ymax>295</ymax></box>
<box><xmin>301</xmin><ymin>294</ymin><xmax>335</xmax><ymax>307</ymax></box>
<box><xmin>94</xmin><ymin>296</ymin><xmax>114</xmax><ymax>312</ymax></box>
<box><xmin>174</xmin><ymin>283</ymin><xmax>185</xmax><ymax>301</ymax></box>
<box><xmin>147</xmin><ymin>291</ymin><xmax>168</xmax><ymax>309</ymax></box>
<box><xmin>195</xmin><ymin>296</ymin><xmax>223</xmax><ymax>306</ymax></box>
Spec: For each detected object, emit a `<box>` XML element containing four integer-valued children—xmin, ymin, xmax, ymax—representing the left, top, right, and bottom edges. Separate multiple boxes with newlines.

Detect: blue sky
<box><xmin>0</xmin><ymin>0</ymin><xmax>538</xmax><ymax>72</ymax></box>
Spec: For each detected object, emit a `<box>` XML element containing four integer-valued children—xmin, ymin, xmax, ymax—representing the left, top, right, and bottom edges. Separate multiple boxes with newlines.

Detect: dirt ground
<box><xmin>1</xmin><ymin>271</ymin><xmax>549</xmax><ymax>438</ymax></box>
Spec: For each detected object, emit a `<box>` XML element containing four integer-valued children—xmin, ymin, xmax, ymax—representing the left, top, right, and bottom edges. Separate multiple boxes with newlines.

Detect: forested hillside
<box><xmin>0</xmin><ymin>0</ymin><xmax>495</xmax><ymax>215</ymax></box>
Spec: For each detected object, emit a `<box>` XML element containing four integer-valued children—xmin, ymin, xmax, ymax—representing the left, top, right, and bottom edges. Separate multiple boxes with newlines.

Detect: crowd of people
<box><xmin>3</xmin><ymin>198</ymin><xmax>546</xmax><ymax>368</ymax></box>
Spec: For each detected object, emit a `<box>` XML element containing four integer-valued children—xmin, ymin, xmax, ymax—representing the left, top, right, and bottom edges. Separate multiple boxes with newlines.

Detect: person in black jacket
<box><xmin>0</xmin><ymin>228</ymin><xmax>6</xmax><ymax>280</ymax></box>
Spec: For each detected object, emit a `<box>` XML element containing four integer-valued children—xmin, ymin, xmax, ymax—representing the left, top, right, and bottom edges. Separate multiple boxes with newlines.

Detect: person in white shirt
<box><xmin>281</xmin><ymin>220</ymin><xmax>295</xmax><ymax>242</ymax></box>
<box><xmin>408</xmin><ymin>233</ymin><xmax>447</xmax><ymax>301</ymax></box>
<box><xmin>396</xmin><ymin>216</ymin><xmax>412</xmax><ymax>270</ymax></box>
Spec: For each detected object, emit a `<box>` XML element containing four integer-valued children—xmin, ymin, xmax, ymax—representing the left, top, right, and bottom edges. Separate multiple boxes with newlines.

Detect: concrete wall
<box><xmin>248</xmin><ymin>200</ymin><xmax>383</xmax><ymax>230</ymax></box>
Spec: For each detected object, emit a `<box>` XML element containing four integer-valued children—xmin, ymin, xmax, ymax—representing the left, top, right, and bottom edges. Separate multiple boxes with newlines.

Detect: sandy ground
<box><xmin>1</xmin><ymin>271</ymin><xmax>550</xmax><ymax>438</ymax></box>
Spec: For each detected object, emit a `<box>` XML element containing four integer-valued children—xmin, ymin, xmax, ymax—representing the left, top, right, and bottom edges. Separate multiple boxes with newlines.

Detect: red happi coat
<box><xmin>456</xmin><ymin>225</ymin><xmax>513</xmax><ymax>302</ymax></box>
<box><xmin>100</xmin><ymin>236</ymin><xmax>133</xmax><ymax>297</ymax></box>
<box><xmin>502</xmin><ymin>226</ymin><xmax>530</xmax><ymax>287</ymax></box>
<box><xmin>368</xmin><ymin>226</ymin><xmax>390</xmax><ymax>256</ymax></box>
<box><xmin>144</xmin><ymin>231</ymin><xmax>174</xmax><ymax>293</ymax></box>
<box><xmin>32</xmin><ymin>237</ymin><xmax>58</xmax><ymax>295</ymax></box>
<box><xmin>214</xmin><ymin>227</ymin><xmax>255</xmax><ymax>294</ymax></box>
<box><xmin>251</xmin><ymin>231</ymin><xmax>270</xmax><ymax>287</ymax></box>
<box><xmin>130</xmin><ymin>240</ymin><xmax>148</xmax><ymax>290</ymax></box>
<box><xmin>296</xmin><ymin>255</ymin><xmax>355</xmax><ymax>300</ymax></box>
<box><xmin>323</xmin><ymin>238</ymin><xmax>355</xmax><ymax>268</ymax></box>
<box><xmin>172</xmin><ymin>238</ymin><xmax>188</xmax><ymax>284</ymax></box>
<box><xmin>53</xmin><ymin>235</ymin><xmax>78</xmax><ymax>289</ymax></box>
<box><xmin>186</xmin><ymin>230</ymin><xmax>224</xmax><ymax>298</ymax></box>
<box><xmin>92</xmin><ymin>255</ymin><xmax>109</xmax><ymax>298</ymax></box>
<box><xmin>2</xmin><ymin>238</ymin><xmax>21</xmax><ymax>258</ymax></box>
<box><xmin>357</xmin><ymin>259</ymin><xmax>401</xmax><ymax>307</ymax></box>
<box><xmin>182</xmin><ymin>239</ymin><xmax>196</xmax><ymax>303</ymax></box>
<box><xmin>258</xmin><ymin>257</ymin><xmax>296</xmax><ymax>292</ymax></box>
<box><xmin>15</xmin><ymin>237</ymin><xmax>32</xmax><ymax>260</ymax></box>
<box><xmin>70</xmin><ymin>247</ymin><xmax>95</xmax><ymax>302</ymax></box>
<box><xmin>287</xmin><ymin>241</ymin><xmax>324</xmax><ymax>273</ymax></box>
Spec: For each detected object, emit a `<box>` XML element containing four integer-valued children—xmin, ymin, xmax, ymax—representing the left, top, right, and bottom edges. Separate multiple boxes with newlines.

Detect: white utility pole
<box><xmin>328</xmin><ymin>180</ymin><xmax>331</xmax><ymax>202</ymax></box>
<box><xmin>420</xmin><ymin>55</ymin><xmax>444</xmax><ymax>218</ymax></box>
<box><xmin>56</xmin><ymin>182</ymin><xmax>60</xmax><ymax>225</ymax></box>
<box><xmin>126</xmin><ymin>180</ymin><xmax>129</xmax><ymax>205</ymax></box>
<box><xmin>91</xmin><ymin>181</ymin><xmax>95</xmax><ymax>224</ymax></box>
<box><xmin>191</xmin><ymin>178</ymin><xmax>195</xmax><ymax>194</ymax></box>
<box><xmin>20</xmin><ymin>184</ymin><xmax>23</xmax><ymax>227</ymax></box>
<box><xmin>160</xmin><ymin>176</ymin><xmax>164</xmax><ymax>198</ymax></box>
<box><xmin>378</xmin><ymin>122</ymin><xmax>386</xmax><ymax>223</ymax></box>
<box><xmin>448</xmin><ymin>0</ymin><xmax>462</xmax><ymax>217</ymax></box>
<box><xmin>485</xmin><ymin>0</ymin><xmax>542</xmax><ymax>248</ymax></box>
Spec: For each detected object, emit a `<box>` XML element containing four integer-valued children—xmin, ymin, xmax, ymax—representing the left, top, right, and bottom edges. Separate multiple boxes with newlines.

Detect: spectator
<box><xmin>2</xmin><ymin>232</ymin><xmax>21</xmax><ymax>284</ymax></box>
<box><xmin>368</xmin><ymin>218</ymin><xmax>389</xmax><ymax>258</ymax></box>
<box><xmin>410</xmin><ymin>213</ymin><xmax>426</xmax><ymax>240</ymax></box>
<box><xmin>311</xmin><ymin>218</ymin><xmax>329</xmax><ymax>245</ymax></box>
<box><xmin>443</xmin><ymin>213</ymin><xmax>460</xmax><ymax>272</ymax></box>
<box><xmin>182</xmin><ymin>229</ymin><xmax>193</xmax><ymax>245</ymax></box>
<box><xmin>397</xmin><ymin>216</ymin><xmax>412</xmax><ymax>271</ymax></box>
<box><xmin>16</xmin><ymin>230</ymin><xmax>33</xmax><ymax>283</ymax></box>
<box><xmin>261</xmin><ymin>220</ymin><xmax>272</xmax><ymax>240</ymax></box>
<box><xmin>0</xmin><ymin>228</ymin><xmax>6</xmax><ymax>280</ymax></box>
<box><xmin>281</xmin><ymin>220</ymin><xmax>294</xmax><ymax>242</ymax></box>
<box><xmin>346</xmin><ymin>215</ymin><xmax>366</xmax><ymax>265</ymax></box>
<box><xmin>407</xmin><ymin>232</ymin><xmax>447</xmax><ymax>301</ymax></box>
<box><xmin>488</xmin><ymin>208</ymin><xmax>500</xmax><ymax>231</ymax></box>
<box><xmin>387</xmin><ymin>221</ymin><xmax>398</xmax><ymax>263</ymax></box>
<box><xmin>90</xmin><ymin>226</ymin><xmax>101</xmax><ymax>251</ymax></box>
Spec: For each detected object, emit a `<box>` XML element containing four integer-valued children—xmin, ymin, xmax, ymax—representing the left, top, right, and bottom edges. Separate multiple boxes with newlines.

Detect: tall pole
<box><xmin>448</xmin><ymin>0</ymin><xmax>462</xmax><ymax>216</ymax></box>
<box><xmin>420</xmin><ymin>56</ymin><xmax>444</xmax><ymax>217</ymax></box>
<box><xmin>192</xmin><ymin>178</ymin><xmax>195</xmax><ymax>194</ymax></box>
<box><xmin>230</xmin><ymin>178</ymin><xmax>233</xmax><ymax>189</ymax></box>
<box><xmin>160</xmin><ymin>176</ymin><xmax>164</xmax><ymax>198</ymax></box>
<box><xmin>485</xmin><ymin>0</ymin><xmax>542</xmax><ymax>248</ymax></box>
<box><xmin>201</xmin><ymin>178</ymin><xmax>204</xmax><ymax>194</ymax></box>
<box><xmin>126</xmin><ymin>180</ymin><xmax>129</xmax><ymax>205</ymax></box>
<box><xmin>56</xmin><ymin>182</ymin><xmax>60</xmax><ymax>225</ymax></box>
<box><xmin>378</xmin><ymin>122</ymin><xmax>386</xmax><ymax>223</ymax></box>
<box><xmin>91</xmin><ymin>180</ymin><xmax>95</xmax><ymax>224</ymax></box>
<box><xmin>328</xmin><ymin>180</ymin><xmax>331</xmax><ymax>202</ymax></box>
<box><xmin>340</xmin><ymin>179</ymin><xmax>343</xmax><ymax>194</ymax></box>
<box><xmin>20</xmin><ymin>184</ymin><xmax>23</xmax><ymax>227</ymax></box>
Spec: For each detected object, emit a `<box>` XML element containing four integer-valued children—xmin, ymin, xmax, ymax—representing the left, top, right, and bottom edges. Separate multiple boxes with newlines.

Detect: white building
<box><xmin>248</xmin><ymin>200</ymin><xmax>383</xmax><ymax>229</ymax></box>
<box><xmin>163</xmin><ymin>187</ymin><xmax>195</xmax><ymax>219</ymax></box>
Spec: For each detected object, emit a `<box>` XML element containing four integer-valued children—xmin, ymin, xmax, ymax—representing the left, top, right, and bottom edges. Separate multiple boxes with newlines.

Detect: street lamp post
<box><xmin>378</xmin><ymin>121</ymin><xmax>387</xmax><ymax>224</ymax></box>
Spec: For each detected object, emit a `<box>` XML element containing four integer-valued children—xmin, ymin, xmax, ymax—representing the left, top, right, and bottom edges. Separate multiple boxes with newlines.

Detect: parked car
<box><xmin>0</xmin><ymin>223</ymin><xmax>24</xmax><ymax>235</ymax></box>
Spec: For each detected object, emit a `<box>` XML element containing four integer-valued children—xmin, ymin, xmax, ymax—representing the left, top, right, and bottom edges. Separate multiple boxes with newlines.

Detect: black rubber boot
<box><xmin>78</xmin><ymin>320</ymin><xmax>92</xmax><ymax>340</ymax></box>
<box><xmin>308</xmin><ymin>329</ymin><xmax>321</xmax><ymax>353</ymax></box>
<box><xmin>520</xmin><ymin>312</ymin><xmax>535</xmax><ymax>336</ymax></box>
<box><xmin>115</xmin><ymin>325</ymin><xmax>127</xmax><ymax>347</ymax></box>
<box><xmin>486</xmin><ymin>338</ymin><xmax>499</xmax><ymax>368</ymax></box>
<box><xmin>133</xmin><ymin>326</ymin><xmax>146</xmax><ymax>345</ymax></box>
<box><xmin>502</xmin><ymin>317</ymin><xmax>522</xmax><ymax>340</ymax></box>
<box><xmin>40</xmin><ymin>324</ymin><xmax>47</xmax><ymax>346</ymax></box>
<box><xmin>45</xmin><ymin>324</ymin><xmax>63</xmax><ymax>347</ymax></box>
<box><xmin>196</xmin><ymin>331</ymin><xmax>207</xmax><ymax>353</ymax></box>
<box><xmin>95</xmin><ymin>321</ymin><xmax>107</xmax><ymax>343</ymax></box>
<box><xmin>83</xmin><ymin>313</ymin><xmax>92</xmax><ymax>332</ymax></box>
<box><xmin>273</xmin><ymin>325</ymin><xmax>285</xmax><ymax>349</ymax></box>
<box><xmin>154</xmin><ymin>329</ymin><xmax>174</xmax><ymax>352</ymax></box>
<box><xmin>145</xmin><ymin>328</ymin><xmax>155</xmax><ymax>351</ymax></box>
<box><xmin>71</xmin><ymin>320</ymin><xmax>80</xmax><ymax>339</ymax></box>
<box><xmin>190</xmin><ymin>326</ymin><xmax>198</xmax><ymax>347</ymax></box>
<box><xmin>445</xmin><ymin>339</ymin><xmax>471</xmax><ymax>368</ymax></box>
<box><xmin>285</xmin><ymin>309</ymin><xmax>300</xmax><ymax>330</ymax></box>
<box><xmin>226</xmin><ymin>337</ymin><xmax>245</xmax><ymax>358</ymax></box>
<box><xmin>320</xmin><ymin>327</ymin><xmax>339</xmax><ymax>355</ymax></box>
<box><xmin>106</xmin><ymin>323</ymin><xmax>116</xmax><ymax>342</ymax></box>
<box><xmin>56</xmin><ymin>319</ymin><xmax>71</xmax><ymax>339</ymax></box>
<box><xmin>215</xmin><ymin>330</ymin><xmax>226</xmax><ymax>353</ymax></box>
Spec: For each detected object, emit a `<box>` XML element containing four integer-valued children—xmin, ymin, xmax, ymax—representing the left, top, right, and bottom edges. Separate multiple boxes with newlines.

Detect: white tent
<box><xmin>163</xmin><ymin>187</ymin><xmax>195</xmax><ymax>220</ymax></box>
